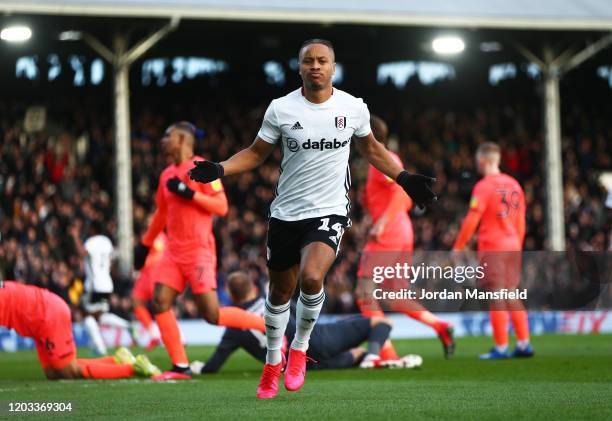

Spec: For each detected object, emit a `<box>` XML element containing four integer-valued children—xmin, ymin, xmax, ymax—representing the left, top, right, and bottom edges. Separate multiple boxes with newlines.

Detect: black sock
<box><xmin>367</xmin><ymin>323</ymin><xmax>392</xmax><ymax>356</ymax></box>
<box><xmin>172</xmin><ymin>364</ymin><xmax>192</xmax><ymax>374</ymax></box>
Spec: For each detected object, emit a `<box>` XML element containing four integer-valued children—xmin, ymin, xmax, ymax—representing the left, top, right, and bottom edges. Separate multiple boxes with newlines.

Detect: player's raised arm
<box><xmin>188</xmin><ymin>137</ymin><xmax>276</xmax><ymax>183</ymax></box>
<box><xmin>165</xmin><ymin>176</ymin><xmax>229</xmax><ymax>216</ymax></box>
<box><xmin>190</xmin><ymin>97</ymin><xmax>281</xmax><ymax>184</ymax></box>
<box><xmin>220</xmin><ymin>137</ymin><xmax>277</xmax><ymax>176</ymax></box>
<box><xmin>192</xmin><ymin>188</ymin><xmax>228</xmax><ymax>216</ymax></box>
<box><xmin>354</xmin><ymin>132</ymin><xmax>403</xmax><ymax>178</ymax></box>
<box><xmin>354</xmin><ymin>132</ymin><xmax>437</xmax><ymax>207</ymax></box>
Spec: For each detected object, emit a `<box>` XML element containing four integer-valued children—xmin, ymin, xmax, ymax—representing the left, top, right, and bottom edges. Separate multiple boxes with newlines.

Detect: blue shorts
<box><xmin>307</xmin><ymin>316</ymin><xmax>371</xmax><ymax>369</ymax></box>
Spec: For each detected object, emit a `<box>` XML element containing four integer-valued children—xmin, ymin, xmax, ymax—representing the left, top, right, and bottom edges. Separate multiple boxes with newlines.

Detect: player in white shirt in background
<box><xmin>189</xmin><ymin>39</ymin><xmax>437</xmax><ymax>399</ymax></box>
<box><xmin>71</xmin><ymin>220</ymin><xmax>134</xmax><ymax>355</ymax></box>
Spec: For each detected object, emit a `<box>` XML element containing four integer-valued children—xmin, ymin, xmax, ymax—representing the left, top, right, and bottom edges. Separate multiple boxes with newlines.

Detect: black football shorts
<box><xmin>266</xmin><ymin>214</ymin><xmax>351</xmax><ymax>271</ymax></box>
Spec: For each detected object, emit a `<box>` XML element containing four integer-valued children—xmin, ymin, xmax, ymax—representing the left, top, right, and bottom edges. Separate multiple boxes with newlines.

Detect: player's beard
<box><xmin>304</xmin><ymin>78</ymin><xmax>329</xmax><ymax>92</ymax></box>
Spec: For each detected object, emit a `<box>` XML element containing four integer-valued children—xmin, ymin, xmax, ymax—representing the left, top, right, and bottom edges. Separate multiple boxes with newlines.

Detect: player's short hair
<box><xmin>370</xmin><ymin>115</ymin><xmax>388</xmax><ymax>143</ymax></box>
<box><xmin>476</xmin><ymin>142</ymin><xmax>501</xmax><ymax>161</ymax></box>
<box><xmin>226</xmin><ymin>271</ymin><xmax>253</xmax><ymax>303</ymax></box>
<box><xmin>299</xmin><ymin>38</ymin><xmax>335</xmax><ymax>62</ymax></box>
<box><xmin>170</xmin><ymin>121</ymin><xmax>197</xmax><ymax>138</ymax></box>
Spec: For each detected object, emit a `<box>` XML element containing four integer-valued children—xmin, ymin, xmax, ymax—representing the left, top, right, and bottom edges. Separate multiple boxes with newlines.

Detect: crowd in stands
<box><xmin>0</xmin><ymin>91</ymin><xmax>610</xmax><ymax>318</ymax></box>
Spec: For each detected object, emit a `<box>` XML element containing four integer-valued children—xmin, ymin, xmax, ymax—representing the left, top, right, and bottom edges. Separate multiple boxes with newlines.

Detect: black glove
<box><xmin>396</xmin><ymin>171</ymin><xmax>437</xmax><ymax>208</ymax></box>
<box><xmin>166</xmin><ymin>176</ymin><xmax>195</xmax><ymax>200</ymax></box>
<box><xmin>188</xmin><ymin>160</ymin><xmax>224</xmax><ymax>184</ymax></box>
<box><xmin>133</xmin><ymin>242</ymin><xmax>150</xmax><ymax>270</ymax></box>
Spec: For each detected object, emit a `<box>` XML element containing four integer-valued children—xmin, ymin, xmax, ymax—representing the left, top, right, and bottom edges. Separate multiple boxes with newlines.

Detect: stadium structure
<box><xmin>0</xmin><ymin>1</ymin><xmax>611</xmax><ymax>419</ymax></box>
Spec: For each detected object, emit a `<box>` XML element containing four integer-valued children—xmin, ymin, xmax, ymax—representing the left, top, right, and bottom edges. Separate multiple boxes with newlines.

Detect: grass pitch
<box><xmin>1</xmin><ymin>335</ymin><xmax>611</xmax><ymax>420</ymax></box>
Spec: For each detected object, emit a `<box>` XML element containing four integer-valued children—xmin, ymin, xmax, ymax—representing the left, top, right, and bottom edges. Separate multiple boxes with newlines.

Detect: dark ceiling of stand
<box><xmin>1</xmin><ymin>14</ymin><xmax>610</xmax><ymax>66</ymax></box>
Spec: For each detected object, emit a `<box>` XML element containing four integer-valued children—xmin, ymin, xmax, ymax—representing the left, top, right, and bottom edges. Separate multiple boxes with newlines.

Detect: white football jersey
<box><xmin>257</xmin><ymin>88</ymin><xmax>371</xmax><ymax>221</ymax></box>
<box><xmin>84</xmin><ymin>235</ymin><xmax>114</xmax><ymax>293</ymax></box>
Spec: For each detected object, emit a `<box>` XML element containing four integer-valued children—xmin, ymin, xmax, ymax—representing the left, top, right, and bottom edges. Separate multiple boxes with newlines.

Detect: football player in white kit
<box><xmin>71</xmin><ymin>220</ymin><xmax>133</xmax><ymax>355</ymax></box>
<box><xmin>189</xmin><ymin>39</ymin><xmax>436</xmax><ymax>399</ymax></box>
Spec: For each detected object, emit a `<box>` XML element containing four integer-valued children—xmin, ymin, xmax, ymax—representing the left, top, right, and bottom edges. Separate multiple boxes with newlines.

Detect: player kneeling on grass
<box><xmin>357</xmin><ymin>115</ymin><xmax>455</xmax><ymax>361</ymax></box>
<box><xmin>190</xmin><ymin>272</ymin><xmax>422</xmax><ymax>375</ymax></box>
<box><xmin>0</xmin><ymin>280</ymin><xmax>160</xmax><ymax>380</ymax></box>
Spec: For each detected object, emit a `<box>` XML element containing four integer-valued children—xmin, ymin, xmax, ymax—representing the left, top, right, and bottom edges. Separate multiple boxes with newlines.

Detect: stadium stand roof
<box><xmin>3</xmin><ymin>0</ymin><xmax>612</xmax><ymax>31</ymax></box>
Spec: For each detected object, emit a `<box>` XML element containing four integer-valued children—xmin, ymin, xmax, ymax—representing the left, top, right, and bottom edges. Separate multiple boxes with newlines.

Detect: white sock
<box><xmin>264</xmin><ymin>298</ymin><xmax>290</xmax><ymax>365</ymax></box>
<box><xmin>99</xmin><ymin>312</ymin><xmax>131</xmax><ymax>329</ymax></box>
<box><xmin>291</xmin><ymin>289</ymin><xmax>325</xmax><ymax>352</ymax></box>
<box><xmin>495</xmin><ymin>344</ymin><xmax>509</xmax><ymax>353</ymax></box>
<box><xmin>84</xmin><ymin>316</ymin><xmax>107</xmax><ymax>355</ymax></box>
<box><xmin>517</xmin><ymin>340</ymin><xmax>530</xmax><ymax>349</ymax></box>
<box><xmin>149</xmin><ymin>323</ymin><xmax>160</xmax><ymax>340</ymax></box>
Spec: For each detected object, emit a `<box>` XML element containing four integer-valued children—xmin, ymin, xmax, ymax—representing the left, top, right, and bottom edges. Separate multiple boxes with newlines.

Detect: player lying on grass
<box><xmin>190</xmin><ymin>272</ymin><xmax>422</xmax><ymax>374</ymax></box>
<box><xmin>356</xmin><ymin>115</ymin><xmax>455</xmax><ymax>360</ymax></box>
<box><xmin>0</xmin><ymin>280</ymin><xmax>160</xmax><ymax>379</ymax></box>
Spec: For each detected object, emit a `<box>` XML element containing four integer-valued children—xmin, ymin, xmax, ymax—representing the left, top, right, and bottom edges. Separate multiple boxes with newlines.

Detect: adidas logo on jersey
<box><xmin>291</xmin><ymin>121</ymin><xmax>303</xmax><ymax>130</ymax></box>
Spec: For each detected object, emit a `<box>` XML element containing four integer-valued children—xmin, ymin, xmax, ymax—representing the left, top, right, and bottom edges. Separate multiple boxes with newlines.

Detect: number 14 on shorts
<box><xmin>318</xmin><ymin>217</ymin><xmax>344</xmax><ymax>246</ymax></box>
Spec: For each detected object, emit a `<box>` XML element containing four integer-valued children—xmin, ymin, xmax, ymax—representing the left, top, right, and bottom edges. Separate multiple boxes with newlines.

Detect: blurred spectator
<box><xmin>1</xmin><ymin>97</ymin><xmax>610</xmax><ymax>317</ymax></box>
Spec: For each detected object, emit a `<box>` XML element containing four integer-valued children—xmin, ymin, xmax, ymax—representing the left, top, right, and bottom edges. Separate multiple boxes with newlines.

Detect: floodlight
<box><xmin>0</xmin><ymin>25</ymin><xmax>32</xmax><ymax>42</ymax></box>
<box><xmin>59</xmin><ymin>31</ymin><xmax>83</xmax><ymax>41</ymax></box>
<box><xmin>432</xmin><ymin>36</ymin><xmax>465</xmax><ymax>55</ymax></box>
